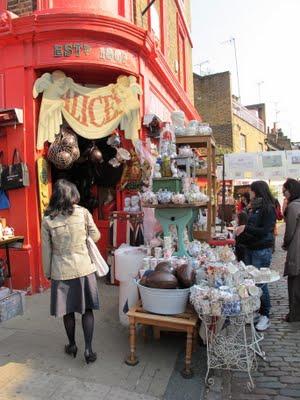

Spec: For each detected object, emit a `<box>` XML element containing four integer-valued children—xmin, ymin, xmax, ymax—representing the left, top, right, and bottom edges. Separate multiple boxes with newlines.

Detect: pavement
<box><xmin>1</xmin><ymin>225</ymin><xmax>300</xmax><ymax>400</ymax></box>
<box><xmin>0</xmin><ymin>278</ymin><xmax>206</xmax><ymax>400</ymax></box>
<box><xmin>205</xmin><ymin>225</ymin><xmax>300</xmax><ymax>400</ymax></box>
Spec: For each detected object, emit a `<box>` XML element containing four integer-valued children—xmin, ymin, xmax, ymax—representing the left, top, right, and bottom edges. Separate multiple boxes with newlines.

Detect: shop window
<box><xmin>150</xmin><ymin>3</ymin><xmax>160</xmax><ymax>41</ymax></box>
<box><xmin>240</xmin><ymin>134</ymin><xmax>247</xmax><ymax>152</ymax></box>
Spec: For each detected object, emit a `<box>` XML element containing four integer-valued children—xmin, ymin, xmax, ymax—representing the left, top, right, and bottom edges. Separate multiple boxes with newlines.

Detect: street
<box><xmin>0</xmin><ymin>228</ymin><xmax>300</xmax><ymax>400</ymax></box>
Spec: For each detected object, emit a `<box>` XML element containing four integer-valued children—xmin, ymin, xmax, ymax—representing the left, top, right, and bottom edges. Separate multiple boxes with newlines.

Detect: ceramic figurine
<box><xmin>153</xmin><ymin>163</ymin><xmax>162</xmax><ymax>178</ymax></box>
<box><xmin>130</xmin><ymin>195</ymin><xmax>141</xmax><ymax>212</ymax></box>
<box><xmin>171</xmin><ymin>160</ymin><xmax>178</xmax><ymax>178</ymax></box>
<box><xmin>170</xmin><ymin>143</ymin><xmax>177</xmax><ymax>158</ymax></box>
<box><xmin>141</xmin><ymin>160</ymin><xmax>152</xmax><ymax>187</ymax></box>
<box><xmin>171</xmin><ymin>110</ymin><xmax>186</xmax><ymax>136</ymax></box>
<box><xmin>124</xmin><ymin>197</ymin><xmax>131</xmax><ymax>212</ymax></box>
<box><xmin>161</xmin><ymin>155</ymin><xmax>172</xmax><ymax>177</ymax></box>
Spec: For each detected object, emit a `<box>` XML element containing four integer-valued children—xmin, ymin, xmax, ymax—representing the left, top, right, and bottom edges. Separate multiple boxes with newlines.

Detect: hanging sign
<box><xmin>224</xmin><ymin>152</ymin><xmax>258</xmax><ymax>179</ymax></box>
<box><xmin>258</xmin><ymin>151</ymin><xmax>286</xmax><ymax>179</ymax></box>
<box><xmin>33</xmin><ymin>71</ymin><xmax>142</xmax><ymax>149</ymax></box>
<box><xmin>286</xmin><ymin>150</ymin><xmax>300</xmax><ymax>179</ymax></box>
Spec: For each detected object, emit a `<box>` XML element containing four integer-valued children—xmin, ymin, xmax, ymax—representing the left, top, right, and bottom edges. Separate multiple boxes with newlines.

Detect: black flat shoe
<box><xmin>84</xmin><ymin>350</ymin><xmax>97</xmax><ymax>364</ymax></box>
<box><xmin>283</xmin><ymin>314</ymin><xmax>290</xmax><ymax>322</ymax></box>
<box><xmin>65</xmin><ymin>344</ymin><xmax>78</xmax><ymax>358</ymax></box>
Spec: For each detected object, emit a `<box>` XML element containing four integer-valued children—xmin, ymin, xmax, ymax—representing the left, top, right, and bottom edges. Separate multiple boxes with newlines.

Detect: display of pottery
<box><xmin>156</xmin><ymin>189</ymin><xmax>173</xmax><ymax>204</ymax></box>
<box><xmin>141</xmin><ymin>191</ymin><xmax>158</xmax><ymax>206</ymax></box>
<box><xmin>171</xmin><ymin>193</ymin><xmax>186</xmax><ymax>204</ymax></box>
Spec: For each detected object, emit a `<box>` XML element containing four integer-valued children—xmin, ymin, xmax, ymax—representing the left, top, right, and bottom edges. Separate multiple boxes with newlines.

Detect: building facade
<box><xmin>194</xmin><ymin>71</ymin><xmax>266</xmax><ymax>153</ymax></box>
<box><xmin>0</xmin><ymin>0</ymin><xmax>199</xmax><ymax>293</ymax></box>
<box><xmin>266</xmin><ymin>123</ymin><xmax>292</xmax><ymax>151</ymax></box>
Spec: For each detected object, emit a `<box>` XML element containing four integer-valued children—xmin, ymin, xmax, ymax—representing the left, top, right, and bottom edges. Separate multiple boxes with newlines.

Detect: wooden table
<box><xmin>125</xmin><ymin>303</ymin><xmax>198</xmax><ymax>378</ymax></box>
<box><xmin>0</xmin><ymin>236</ymin><xmax>24</xmax><ymax>291</ymax></box>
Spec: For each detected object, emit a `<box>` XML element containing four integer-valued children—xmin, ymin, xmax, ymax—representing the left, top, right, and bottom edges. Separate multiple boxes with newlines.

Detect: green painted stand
<box><xmin>155</xmin><ymin>207</ymin><xmax>193</xmax><ymax>257</ymax></box>
<box><xmin>187</xmin><ymin>208</ymin><xmax>199</xmax><ymax>242</ymax></box>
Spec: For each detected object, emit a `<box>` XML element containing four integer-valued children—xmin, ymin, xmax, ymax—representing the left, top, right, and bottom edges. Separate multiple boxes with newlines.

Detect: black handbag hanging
<box><xmin>0</xmin><ymin>151</ymin><xmax>5</xmax><ymax>188</ymax></box>
<box><xmin>1</xmin><ymin>149</ymin><xmax>30</xmax><ymax>190</ymax></box>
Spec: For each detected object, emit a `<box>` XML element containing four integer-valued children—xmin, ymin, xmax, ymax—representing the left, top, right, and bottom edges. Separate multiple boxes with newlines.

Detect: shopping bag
<box><xmin>0</xmin><ymin>190</ymin><xmax>9</xmax><ymax>209</ymax></box>
<box><xmin>86</xmin><ymin>236</ymin><xmax>109</xmax><ymax>277</ymax></box>
<box><xmin>1</xmin><ymin>149</ymin><xmax>29</xmax><ymax>190</ymax></box>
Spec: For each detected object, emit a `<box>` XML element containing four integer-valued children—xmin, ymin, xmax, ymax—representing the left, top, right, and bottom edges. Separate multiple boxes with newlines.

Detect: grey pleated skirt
<box><xmin>50</xmin><ymin>272</ymin><xmax>100</xmax><ymax>317</ymax></box>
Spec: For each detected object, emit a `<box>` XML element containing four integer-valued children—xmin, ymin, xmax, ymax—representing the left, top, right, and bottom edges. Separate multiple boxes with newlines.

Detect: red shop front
<box><xmin>0</xmin><ymin>1</ymin><xmax>199</xmax><ymax>294</ymax></box>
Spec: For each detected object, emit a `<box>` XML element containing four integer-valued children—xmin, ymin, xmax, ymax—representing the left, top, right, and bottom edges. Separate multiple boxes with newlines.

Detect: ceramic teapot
<box><xmin>141</xmin><ymin>191</ymin><xmax>158</xmax><ymax>206</ymax></box>
<box><xmin>172</xmin><ymin>193</ymin><xmax>186</xmax><ymax>204</ymax></box>
<box><xmin>156</xmin><ymin>189</ymin><xmax>173</xmax><ymax>204</ymax></box>
<box><xmin>188</xmin><ymin>241</ymin><xmax>202</xmax><ymax>257</ymax></box>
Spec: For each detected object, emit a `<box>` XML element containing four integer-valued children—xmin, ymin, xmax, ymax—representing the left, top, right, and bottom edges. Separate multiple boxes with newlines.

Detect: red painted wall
<box><xmin>0</xmin><ymin>5</ymin><xmax>199</xmax><ymax>294</ymax></box>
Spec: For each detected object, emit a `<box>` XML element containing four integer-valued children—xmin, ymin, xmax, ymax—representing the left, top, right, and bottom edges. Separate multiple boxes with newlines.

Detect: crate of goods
<box><xmin>0</xmin><ymin>290</ymin><xmax>25</xmax><ymax>322</ymax></box>
<box><xmin>152</xmin><ymin>178</ymin><xmax>182</xmax><ymax>193</ymax></box>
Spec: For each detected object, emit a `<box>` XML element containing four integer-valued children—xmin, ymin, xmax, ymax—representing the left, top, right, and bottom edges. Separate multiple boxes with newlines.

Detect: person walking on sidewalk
<box><xmin>41</xmin><ymin>179</ymin><xmax>101</xmax><ymax>363</ymax></box>
<box><xmin>282</xmin><ymin>178</ymin><xmax>300</xmax><ymax>322</ymax></box>
<box><xmin>235</xmin><ymin>181</ymin><xmax>276</xmax><ymax>331</ymax></box>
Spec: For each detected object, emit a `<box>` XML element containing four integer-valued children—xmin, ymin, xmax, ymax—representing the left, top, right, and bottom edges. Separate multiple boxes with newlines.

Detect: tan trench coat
<box><xmin>283</xmin><ymin>198</ymin><xmax>300</xmax><ymax>277</ymax></box>
<box><xmin>41</xmin><ymin>205</ymin><xmax>100</xmax><ymax>280</ymax></box>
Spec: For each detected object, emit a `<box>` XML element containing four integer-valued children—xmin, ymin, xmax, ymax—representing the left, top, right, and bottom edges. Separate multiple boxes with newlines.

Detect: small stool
<box><xmin>125</xmin><ymin>303</ymin><xmax>198</xmax><ymax>378</ymax></box>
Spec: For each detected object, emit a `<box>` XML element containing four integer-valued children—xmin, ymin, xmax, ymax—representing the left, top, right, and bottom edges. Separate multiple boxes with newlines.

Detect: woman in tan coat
<box><xmin>282</xmin><ymin>178</ymin><xmax>300</xmax><ymax>322</ymax></box>
<box><xmin>41</xmin><ymin>179</ymin><xmax>100</xmax><ymax>363</ymax></box>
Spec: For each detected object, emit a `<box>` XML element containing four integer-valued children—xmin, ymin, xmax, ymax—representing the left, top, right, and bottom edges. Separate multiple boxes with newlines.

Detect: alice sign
<box><xmin>33</xmin><ymin>71</ymin><xmax>142</xmax><ymax>149</ymax></box>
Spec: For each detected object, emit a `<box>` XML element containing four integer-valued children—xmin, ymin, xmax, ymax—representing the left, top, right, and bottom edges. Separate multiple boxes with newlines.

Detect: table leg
<box><xmin>153</xmin><ymin>326</ymin><xmax>161</xmax><ymax>340</ymax></box>
<box><xmin>192</xmin><ymin>326</ymin><xmax>198</xmax><ymax>353</ymax></box>
<box><xmin>125</xmin><ymin>319</ymin><xmax>139</xmax><ymax>366</ymax></box>
<box><xmin>181</xmin><ymin>328</ymin><xmax>194</xmax><ymax>379</ymax></box>
<box><xmin>5</xmin><ymin>244</ymin><xmax>12</xmax><ymax>292</ymax></box>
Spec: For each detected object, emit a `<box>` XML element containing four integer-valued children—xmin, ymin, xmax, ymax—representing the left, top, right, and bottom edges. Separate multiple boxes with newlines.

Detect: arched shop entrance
<box><xmin>0</xmin><ymin>9</ymin><xmax>199</xmax><ymax>293</ymax></box>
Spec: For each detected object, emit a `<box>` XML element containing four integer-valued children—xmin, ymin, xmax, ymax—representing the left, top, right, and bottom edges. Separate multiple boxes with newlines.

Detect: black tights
<box><xmin>63</xmin><ymin>309</ymin><xmax>94</xmax><ymax>352</ymax></box>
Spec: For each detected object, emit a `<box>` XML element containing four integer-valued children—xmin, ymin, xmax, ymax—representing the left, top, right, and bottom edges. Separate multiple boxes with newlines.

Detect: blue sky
<box><xmin>191</xmin><ymin>0</ymin><xmax>300</xmax><ymax>141</ymax></box>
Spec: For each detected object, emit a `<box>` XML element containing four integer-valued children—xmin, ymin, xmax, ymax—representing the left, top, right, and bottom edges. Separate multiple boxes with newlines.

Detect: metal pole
<box><xmin>221</xmin><ymin>155</ymin><xmax>226</xmax><ymax>233</ymax></box>
<box><xmin>232</xmin><ymin>38</ymin><xmax>241</xmax><ymax>102</ymax></box>
<box><xmin>142</xmin><ymin>0</ymin><xmax>156</xmax><ymax>16</ymax></box>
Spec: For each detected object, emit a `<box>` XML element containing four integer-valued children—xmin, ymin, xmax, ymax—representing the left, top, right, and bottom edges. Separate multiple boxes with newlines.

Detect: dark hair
<box><xmin>283</xmin><ymin>178</ymin><xmax>300</xmax><ymax>203</ymax></box>
<box><xmin>241</xmin><ymin>192</ymin><xmax>250</xmax><ymax>205</ymax></box>
<box><xmin>45</xmin><ymin>179</ymin><xmax>80</xmax><ymax>219</ymax></box>
<box><xmin>238</xmin><ymin>211</ymin><xmax>248</xmax><ymax>226</ymax></box>
<box><xmin>250</xmin><ymin>180</ymin><xmax>275</xmax><ymax>212</ymax></box>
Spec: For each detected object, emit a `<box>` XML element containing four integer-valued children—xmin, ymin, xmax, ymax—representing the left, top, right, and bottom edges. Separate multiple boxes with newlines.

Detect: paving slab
<box><xmin>0</xmin><ymin>278</ymin><xmax>206</xmax><ymax>399</ymax></box>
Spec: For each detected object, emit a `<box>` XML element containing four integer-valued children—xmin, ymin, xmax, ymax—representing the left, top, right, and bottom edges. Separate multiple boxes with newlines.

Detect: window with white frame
<box><xmin>240</xmin><ymin>134</ymin><xmax>247</xmax><ymax>152</ymax></box>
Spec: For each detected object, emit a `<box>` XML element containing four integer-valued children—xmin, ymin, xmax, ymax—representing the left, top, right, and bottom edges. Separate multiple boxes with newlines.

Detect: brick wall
<box><xmin>8</xmin><ymin>0</ymin><xmax>36</xmax><ymax>16</ymax></box>
<box><xmin>193</xmin><ymin>72</ymin><xmax>233</xmax><ymax>148</ymax></box>
<box><xmin>135</xmin><ymin>0</ymin><xmax>194</xmax><ymax>102</ymax></box>
<box><xmin>166</xmin><ymin>0</ymin><xmax>178</xmax><ymax>76</ymax></box>
<box><xmin>232</xmin><ymin>114</ymin><xmax>267</xmax><ymax>152</ymax></box>
<box><xmin>134</xmin><ymin>0</ymin><xmax>149</xmax><ymax>29</ymax></box>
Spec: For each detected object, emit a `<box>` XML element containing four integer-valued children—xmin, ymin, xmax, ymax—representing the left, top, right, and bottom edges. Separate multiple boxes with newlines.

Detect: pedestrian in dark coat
<box><xmin>282</xmin><ymin>178</ymin><xmax>300</xmax><ymax>322</ymax></box>
<box><xmin>235</xmin><ymin>180</ymin><xmax>276</xmax><ymax>331</ymax></box>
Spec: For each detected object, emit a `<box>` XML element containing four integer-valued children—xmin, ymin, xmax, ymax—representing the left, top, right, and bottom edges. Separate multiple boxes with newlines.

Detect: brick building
<box><xmin>194</xmin><ymin>71</ymin><xmax>267</xmax><ymax>153</ymax></box>
<box><xmin>0</xmin><ymin>0</ymin><xmax>199</xmax><ymax>293</ymax></box>
<box><xmin>266</xmin><ymin>123</ymin><xmax>292</xmax><ymax>151</ymax></box>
